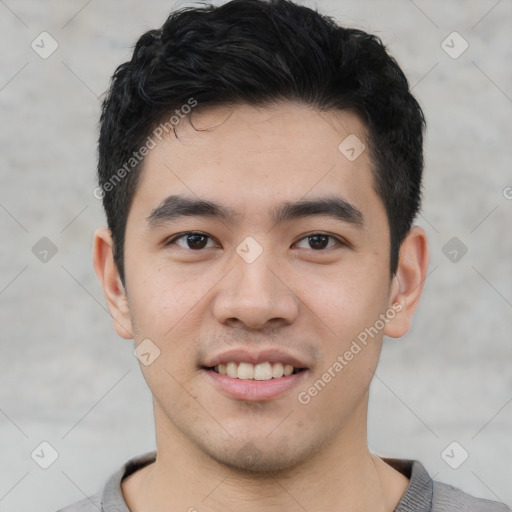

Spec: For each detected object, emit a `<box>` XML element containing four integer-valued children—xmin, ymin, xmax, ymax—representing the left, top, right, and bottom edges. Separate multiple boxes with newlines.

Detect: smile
<box><xmin>210</xmin><ymin>361</ymin><xmax>303</xmax><ymax>380</ymax></box>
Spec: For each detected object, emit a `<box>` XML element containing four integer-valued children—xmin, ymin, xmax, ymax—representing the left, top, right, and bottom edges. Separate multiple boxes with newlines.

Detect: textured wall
<box><xmin>0</xmin><ymin>1</ymin><xmax>511</xmax><ymax>510</ymax></box>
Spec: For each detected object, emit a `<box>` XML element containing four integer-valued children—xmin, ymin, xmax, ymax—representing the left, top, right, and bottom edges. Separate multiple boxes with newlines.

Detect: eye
<box><xmin>166</xmin><ymin>232</ymin><xmax>217</xmax><ymax>250</ymax></box>
<box><xmin>294</xmin><ymin>233</ymin><xmax>342</xmax><ymax>251</ymax></box>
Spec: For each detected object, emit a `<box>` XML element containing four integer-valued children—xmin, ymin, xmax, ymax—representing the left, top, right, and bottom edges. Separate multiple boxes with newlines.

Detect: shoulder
<box><xmin>56</xmin><ymin>492</ymin><xmax>102</xmax><ymax>512</ymax></box>
<box><xmin>387</xmin><ymin>458</ymin><xmax>510</xmax><ymax>512</ymax></box>
<box><xmin>432</xmin><ymin>480</ymin><xmax>511</xmax><ymax>512</ymax></box>
<box><xmin>55</xmin><ymin>451</ymin><xmax>156</xmax><ymax>512</ymax></box>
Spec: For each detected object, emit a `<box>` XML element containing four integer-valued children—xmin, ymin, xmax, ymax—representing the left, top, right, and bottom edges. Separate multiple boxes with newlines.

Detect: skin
<box><xmin>94</xmin><ymin>102</ymin><xmax>429</xmax><ymax>511</ymax></box>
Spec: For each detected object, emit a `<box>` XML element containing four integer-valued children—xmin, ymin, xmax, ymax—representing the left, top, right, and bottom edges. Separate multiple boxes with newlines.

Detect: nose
<box><xmin>211</xmin><ymin>249</ymin><xmax>300</xmax><ymax>330</ymax></box>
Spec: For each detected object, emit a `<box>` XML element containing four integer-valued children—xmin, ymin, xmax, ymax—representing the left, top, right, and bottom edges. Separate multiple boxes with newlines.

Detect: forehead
<box><xmin>130</xmin><ymin>102</ymin><xmax>384</xmax><ymax>229</ymax></box>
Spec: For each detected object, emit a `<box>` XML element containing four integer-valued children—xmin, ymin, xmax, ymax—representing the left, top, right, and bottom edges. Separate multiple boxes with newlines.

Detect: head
<box><xmin>94</xmin><ymin>0</ymin><xmax>429</xmax><ymax>473</ymax></box>
<box><xmin>97</xmin><ymin>0</ymin><xmax>425</xmax><ymax>285</ymax></box>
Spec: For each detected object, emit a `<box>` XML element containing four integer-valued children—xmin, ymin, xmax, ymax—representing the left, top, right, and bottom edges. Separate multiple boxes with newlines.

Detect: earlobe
<box><xmin>93</xmin><ymin>227</ymin><xmax>134</xmax><ymax>339</ymax></box>
<box><xmin>384</xmin><ymin>226</ymin><xmax>429</xmax><ymax>339</ymax></box>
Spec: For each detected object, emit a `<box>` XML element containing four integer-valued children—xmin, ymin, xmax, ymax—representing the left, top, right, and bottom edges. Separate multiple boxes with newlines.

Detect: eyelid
<box><xmin>164</xmin><ymin>231</ymin><xmax>219</xmax><ymax>248</ymax></box>
<box><xmin>293</xmin><ymin>231</ymin><xmax>348</xmax><ymax>248</ymax></box>
<box><xmin>164</xmin><ymin>231</ymin><xmax>349</xmax><ymax>250</ymax></box>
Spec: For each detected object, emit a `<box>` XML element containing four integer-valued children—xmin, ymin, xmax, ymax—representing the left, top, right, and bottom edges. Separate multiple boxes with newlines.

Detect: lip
<box><xmin>202</xmin><ymin>348</ymin><xmax>310</xmax><ymax>369</ymax></box>
<box><xmin>203</xmin><ymin>367</ymin><xmax>309</xmax><ymax>401</ymax></box>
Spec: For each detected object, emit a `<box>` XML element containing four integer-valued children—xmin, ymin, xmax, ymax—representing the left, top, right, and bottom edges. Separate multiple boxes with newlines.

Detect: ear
<box><xmin>384</xmin><ymin>226</ymin><xmax>429</xmax><ymax>338</ymax></box>
<box><xmin>93</xmin><ymin>227</ymin><xmax>133</xmax><ymax>339</ymax></box>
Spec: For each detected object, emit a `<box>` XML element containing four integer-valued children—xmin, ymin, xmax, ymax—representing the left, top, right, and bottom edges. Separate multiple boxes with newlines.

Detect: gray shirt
<box><xmin>57</xmin><ymin>451</ymin><xmax>510</xmax><ymax>512</ymax></box>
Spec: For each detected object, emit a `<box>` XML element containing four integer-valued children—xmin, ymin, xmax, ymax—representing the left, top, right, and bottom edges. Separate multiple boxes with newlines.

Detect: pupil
<box><xmin>309</xmin><ymin>235</ymin><xmax>328</xmax><ymax>250</ymax></box>
<box><xmin>188</xmin><ymin>234</ymin><xmax>207</xmax><ymax>249</ymax></box>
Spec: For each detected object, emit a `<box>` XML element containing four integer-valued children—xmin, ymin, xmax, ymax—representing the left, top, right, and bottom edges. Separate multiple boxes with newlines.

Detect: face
<box><xmin>103</xmin><ymin>102</ymin><xmax>412</xmax><ymax>472</ymax></box>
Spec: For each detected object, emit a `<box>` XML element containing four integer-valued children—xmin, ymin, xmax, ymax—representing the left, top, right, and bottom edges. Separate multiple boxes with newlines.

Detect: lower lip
<box><xmin>202</xmin><ymin>368</ymin><xmax>308</xmax><ymax>401</ymax></box>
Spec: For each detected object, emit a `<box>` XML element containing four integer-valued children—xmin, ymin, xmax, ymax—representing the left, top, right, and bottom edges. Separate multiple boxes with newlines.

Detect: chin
<box><xmin>204</xmin><ymin>438</ymin><xmax>319</xmax><ymax>474</ymax></box>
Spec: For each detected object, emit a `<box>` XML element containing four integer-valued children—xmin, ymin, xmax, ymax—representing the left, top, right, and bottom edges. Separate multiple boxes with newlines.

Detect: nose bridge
<box><xmin>212</xmin><ymin>239</ymin><xmax>299</xmax><ymax>328</ymax></box>
<box><xmin>234</xmin><ymin>248</ymin><xmax>276</xmax><ymax>297</ymax></box>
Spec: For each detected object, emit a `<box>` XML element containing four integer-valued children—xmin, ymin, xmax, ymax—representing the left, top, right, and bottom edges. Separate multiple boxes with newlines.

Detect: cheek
<box><xmin>127</xmin><ymin>267</ymin><xmax>216</xmax><ymax>380</ymax></box>
<box><xmin>290</xmin><ymin>265</ymin><xmax>390</xmax><ymax>404</ymax></box>
<box><xmin>127</xmin><ymin>264</ymin><xmax>204</xmax><ymax>334</ymax></box>
<box><xmin>291</xmin><ymin>263</ymin><xmax>390</xmax><ymax>337</ymax></box>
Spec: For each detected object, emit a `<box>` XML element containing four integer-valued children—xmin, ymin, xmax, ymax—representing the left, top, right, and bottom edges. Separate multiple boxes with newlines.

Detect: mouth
<box><xmin>201</xmin><ymin>352</ymin><xmax>309</xmax><ymax>401</ymax></box>
<box><xmin>201</xmin><ymin>349</ymin><xmax>310</xmax><ymax>400</ymax></box>
<box><xmin>205</xmin><ymin>361</ymin><xmax>306</xmax><ymax>381</ymax></box>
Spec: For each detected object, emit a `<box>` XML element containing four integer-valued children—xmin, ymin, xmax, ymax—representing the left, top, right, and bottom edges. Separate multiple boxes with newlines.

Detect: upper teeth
<box><xmin>215</xmin><ymin>362</ymin><xmax>295</xmax><ymax>380</ymax></box>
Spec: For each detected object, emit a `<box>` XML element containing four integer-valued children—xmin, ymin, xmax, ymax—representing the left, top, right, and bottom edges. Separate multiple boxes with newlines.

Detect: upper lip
<box><xmin>202</xmin><ymin>348</ymin><xmax>310</xmax><ymax>369</ymax></box>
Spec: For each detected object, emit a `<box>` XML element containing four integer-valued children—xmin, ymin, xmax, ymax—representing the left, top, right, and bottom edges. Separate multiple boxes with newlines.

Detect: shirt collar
<box><xmin>101</xmin><ymin>452</ymin><xmax>433</xmax><ymax>511</ymax></box>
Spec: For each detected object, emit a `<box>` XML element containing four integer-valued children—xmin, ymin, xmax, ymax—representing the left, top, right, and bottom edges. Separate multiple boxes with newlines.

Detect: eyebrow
<box><xmin>146</xmin><ymin>194</ymin><xmax>364</xmax><ymax>228</ymax></box>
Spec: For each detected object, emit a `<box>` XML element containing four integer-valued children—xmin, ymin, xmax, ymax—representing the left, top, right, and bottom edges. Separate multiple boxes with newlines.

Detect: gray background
<box><xmin>0</xmin><ymin>0</ymin><xmax>511</xmax><ymax>510</ymax></box>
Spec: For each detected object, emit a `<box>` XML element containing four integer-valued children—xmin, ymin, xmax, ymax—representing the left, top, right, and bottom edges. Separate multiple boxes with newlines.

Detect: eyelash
<box><xmin>165</xmin><ymin>231</ymin><xmax>345</xmax><ymax>251</ymax></box>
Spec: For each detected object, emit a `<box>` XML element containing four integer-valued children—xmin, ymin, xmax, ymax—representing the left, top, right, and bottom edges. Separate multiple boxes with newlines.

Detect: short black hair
<box><xmin>98</xmin><ymin>0</ymin><xmax>425</xmax><ymax>285</ymax></box>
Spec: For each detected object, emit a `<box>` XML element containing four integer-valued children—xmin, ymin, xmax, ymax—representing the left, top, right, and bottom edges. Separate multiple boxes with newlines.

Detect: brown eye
<box><xmin>185</xmin><ymin>234</ymin><xmax>209</xmax><ymax>249</ymax></box>
<box><xmin>168</xmin><ymin>232</ymin><xmax>215</xmax><ymax>250</ymax></box>
<box><xmin>295</xmin><ymin>233</ymin><xmax>339</xmax><ymax>251</ymax></box>
<box><xmin>308</xmin><ymin>234</ymin><xmax>329</xmax><ymax>250</ymax></box>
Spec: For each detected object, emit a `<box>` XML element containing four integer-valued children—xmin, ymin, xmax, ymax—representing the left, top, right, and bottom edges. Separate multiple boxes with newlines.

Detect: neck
<box><xmin>123</xmin><ymin>398</ymin><xmax>409</xmax><ymax>512</ymax></box>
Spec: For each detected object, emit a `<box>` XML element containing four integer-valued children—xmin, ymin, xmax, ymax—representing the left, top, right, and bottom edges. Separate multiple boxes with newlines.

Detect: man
<box><xmin>60</xmin><ymin>0</ymin><xmax>510</xmax><ymax>510</ymax></box>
